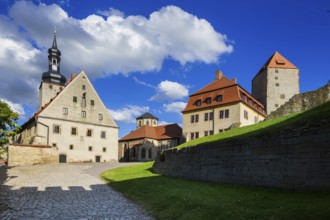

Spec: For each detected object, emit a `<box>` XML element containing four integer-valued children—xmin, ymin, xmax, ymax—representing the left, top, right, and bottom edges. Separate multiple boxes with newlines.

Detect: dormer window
<box><xmin>195</xmin><ymin>100</ymin><xmax>201</xmax><ymax>106</ymax></box>
<box><xmin>205</xmin><ymin>97</ymin><xmax>211</xmax><ymax>104</ymax></box>
<box><xmin>215</xmin><ymin>95</ymin><xmax>223</xmax><ymax>102</ymax></box>
<box><xmin>241</xmin><ymin>93</ymin><xmax>246</xmax><ymax>101</ymax></box>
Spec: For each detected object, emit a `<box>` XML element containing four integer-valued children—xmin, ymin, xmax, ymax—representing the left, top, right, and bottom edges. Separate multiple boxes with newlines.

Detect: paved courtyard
<box><xmin>0</xmin><ymin>163</ymin><xmax>153</xmax><ymax>219</ymax></box>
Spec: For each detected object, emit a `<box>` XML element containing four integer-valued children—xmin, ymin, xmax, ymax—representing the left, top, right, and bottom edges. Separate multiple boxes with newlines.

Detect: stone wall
<box><xmin>268</xmin><ymin>81</ymin><xmax>330</xmax><ymax>119</ymax></box>
<box><xmin>8</xmin><ymin>144</ymin><xmax>58</xmax><ymax>166</ymax></box>
<box><xmin>153</xmin><ymin>127</ymin><xmax>330</xmax><ymax>190</ymax></box>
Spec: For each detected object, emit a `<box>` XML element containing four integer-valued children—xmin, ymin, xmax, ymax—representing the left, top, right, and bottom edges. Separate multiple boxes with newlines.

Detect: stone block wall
<box><xmin>8</xmin><ymin>144</ymin><xmax>58</xmax><ymax>166</ymax></box>
<box><xmin>153</xmin><ymin>127</ymin><xmax>330</xmax><ymax>190</ymax></box>
<box><xmin>268</xmin><ymin>81</ymin><xmax>330</xmax><ymax>119</ymax></box>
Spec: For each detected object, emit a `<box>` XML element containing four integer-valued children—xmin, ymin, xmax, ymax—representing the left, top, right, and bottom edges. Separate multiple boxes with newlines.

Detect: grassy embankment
<box><xmin>102</xmin><ymin>162</ymin><xmax>330</xmax><ymax>220</ymax></box>
<box><xmin>102</xmin><ymin>101</ymin><xmax>330</xmax><ymax>219</ymax></box>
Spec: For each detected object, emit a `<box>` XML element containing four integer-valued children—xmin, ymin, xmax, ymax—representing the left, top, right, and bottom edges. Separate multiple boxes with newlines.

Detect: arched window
<box><xmin>146</xmin><ymin>120</ymin><xmax>149</xmax><ymax>125</ymax></box>
<box><xmin>132</xmin><ymin>147</ymin><xmax>136</xmax><ymax>157</ymax></box>
<box><xmin>148</xmin><ymin>148</ymin><xmax>152</xmax><ymax>159</ymax></box>
<box><xmin>141</xmin><ymin>148</ymin><xmax>146</xmax><ymax>159</ymax></box>
<box><xmin>139</xmin><ymin>121</ymin><xmax>142</xmax><ymax>127</ymax></box>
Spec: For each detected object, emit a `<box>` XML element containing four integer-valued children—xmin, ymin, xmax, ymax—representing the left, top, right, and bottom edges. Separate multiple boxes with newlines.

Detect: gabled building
<box><xmin>182</xmin><ymin>70</ymin><xmax>266</xmax><ymax>142</ymax></box>
<box><xmin>13</xmin><ymin>32</ymin><xmax>118</xmax><ymax>163</ymax></box>
<box><xmin>118</xmin><ymin>113</ymin><xmax>182</xmax><ymax>162</ymax></box>
<box><xmin>252</xmin><ymin>51</ymin><xmax>300</xmax><ymax>114</ymax></box>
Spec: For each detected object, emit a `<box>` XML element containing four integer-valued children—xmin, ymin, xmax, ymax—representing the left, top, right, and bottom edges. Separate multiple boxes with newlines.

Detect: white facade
<box><xmin>16</xmin><ymin>71</ymin><xmax>119</xmax><ymax>163</ymax></box>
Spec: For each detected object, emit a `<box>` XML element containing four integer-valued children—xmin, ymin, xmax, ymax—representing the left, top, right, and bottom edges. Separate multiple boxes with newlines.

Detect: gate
<box><xmin>59</xmin><ymin>154</ymin><xmax>67</xmax><ymax>163</ymax></box>
<box><xmin>95</xmin><ymin>156</ymin><xmax>101</xmax><ymax>162</ymax></box>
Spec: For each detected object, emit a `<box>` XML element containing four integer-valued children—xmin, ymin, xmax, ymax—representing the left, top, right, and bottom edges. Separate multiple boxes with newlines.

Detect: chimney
<box><xmin>215</xmin><ymin>70</ymin><xmax>223</xmax><ymax>80</ymax></box>
<box><xmin>232</xmin><ymin>78</ymin><xmax>237</xmax><ymax>83</ymax></box>
<box><xmin>71</xmin><ymin>73</ymin><xmax>77</xmax><ymax>81</ymax></box>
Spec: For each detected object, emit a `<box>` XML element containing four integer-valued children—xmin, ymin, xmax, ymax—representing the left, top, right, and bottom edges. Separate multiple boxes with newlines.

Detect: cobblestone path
<box><xmin>0</xmin><ymin>163</ymin><xmax>153</xmax><ymax>219</ymax></box>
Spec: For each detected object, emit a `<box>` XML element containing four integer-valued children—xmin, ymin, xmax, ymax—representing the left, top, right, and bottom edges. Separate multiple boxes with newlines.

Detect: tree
<box><xmin>0</xmin><ymin>100</ymin><xmax>20</xmax><ymax>146</ymax></box>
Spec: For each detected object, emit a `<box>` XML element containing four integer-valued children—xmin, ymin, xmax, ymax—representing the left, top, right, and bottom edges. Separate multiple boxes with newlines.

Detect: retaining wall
<box><xmin>8</xmin><ymin>144</ymin><xmax>58</xmax><ymax>166</ymax></box>
<box><xmin>268</xmin><ymin>81</ymin><xmax>330</xmax><ymax>119</ymax></box>
<box><xmin>153</xmin><ymin>127</ymin><xmax>330</xmax><ymax>190</ymax></box>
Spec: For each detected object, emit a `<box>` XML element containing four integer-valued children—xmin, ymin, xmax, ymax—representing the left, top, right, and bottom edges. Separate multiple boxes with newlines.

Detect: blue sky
<box><xmin>0</xmin><ymin>0</ymin><xmax>329</xmax><ymax>137</ymax></box>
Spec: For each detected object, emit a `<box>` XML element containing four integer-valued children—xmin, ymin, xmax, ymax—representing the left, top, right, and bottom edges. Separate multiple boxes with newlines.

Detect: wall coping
<box><xmin>9</xmin><ymin>144</ymin><xmax>52</xmax><ymax>149</ymax></box>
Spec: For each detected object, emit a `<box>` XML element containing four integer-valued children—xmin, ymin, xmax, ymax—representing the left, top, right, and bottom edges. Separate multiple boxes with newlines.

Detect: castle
<box><xmin>8</xmin><ymin>32</ymin><xmax>304</xmax><ymax>166</ymax></box>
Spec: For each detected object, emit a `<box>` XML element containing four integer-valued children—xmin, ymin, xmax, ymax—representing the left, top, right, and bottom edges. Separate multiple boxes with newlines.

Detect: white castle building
<box><xmin>12</xmin><ymin>32</ymin><xmax>118</xmax><ymax>163</ymax></box>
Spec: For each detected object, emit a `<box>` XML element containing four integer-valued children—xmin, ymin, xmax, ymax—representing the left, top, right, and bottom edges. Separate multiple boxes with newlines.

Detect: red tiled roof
<box><xmin>182</xmin><ymin>73</ymin><xmax>266</xmax><ymax>115</ymax></box>
<box><xmin>119</xmin><ymin>124</ymin><xmax>182</xmax><ymax>141</ymax></box>
<box><xmin>254</xmin><ymin>51</ymin><xmax>298</xmax><ymax>78</ymax></box>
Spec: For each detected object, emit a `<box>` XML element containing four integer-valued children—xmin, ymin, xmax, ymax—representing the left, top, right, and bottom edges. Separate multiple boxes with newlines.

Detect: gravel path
<box><xmin>0</xmin><ymin>163</ymin><xmax>153</xmax><ymax>219</ymax></box>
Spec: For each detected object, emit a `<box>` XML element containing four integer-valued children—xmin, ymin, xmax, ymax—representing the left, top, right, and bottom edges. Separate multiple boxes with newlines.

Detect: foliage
<box><xmin>176</xmin><ymin>100</ymin><xmax>330</xmax><ymax>150</ymax></box>
<box><xmin>102</xmin><ymin>162</ymin><xmax>330</xmax><ymax>220</ymax></box>
<box><xmin>0</xmin><ymin>100</ymin><xmax>20</xmax><ymax>146</ymax></box>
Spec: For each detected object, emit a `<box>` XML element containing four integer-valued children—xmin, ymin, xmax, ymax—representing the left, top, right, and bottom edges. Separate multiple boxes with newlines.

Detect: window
<box><xmin>101</xmin><ymin>131</ymin><xmax>106</xmax><ymax>139</ymax></box>
<box><xmin>275</xmin><ymin>104</ymin><xmax>279</xmax><ymax>108</ymax></box>
<box><xmin>141</xmin><ymin>148</ymin><xmax>146</xmax><ymax>159</ymax></box>
<box><xmin>62</xmin><ymin>107</ymin><xmax>68</xmax><ymax>115</ymax></box>
<box><xmin>195</xmin><ymin>114</ymin><xmax>199</xmax><ymax>122</ymax></box>
<box><xmin>225</xmin><ymin>109</ymin><xmax>229</xmax><ymax>118</ymax></box>
<box><xmin>132</xmin><ymin>147</ymin><xmax>136</xmax><ymax>157</ymax></box>
<box><xmin>52</xmin><ymin>143</ymin><xmax>57</xmax><ymax>147</ymax></box>
<box><xmin>53</xmin><ymin>125</ymin><xmax>60</xmax><ymax>134</ymax></box>
<box><xmin>103</xmin><ymin>147</ymin><xmax>106</xmax><ymax>152</ymax></box>
<box><xmin>248</xmin><ymin>98</ymin><xmax>252</xmax><ymax>105</ymax></box>
<box><xmin>82</xmin><ymin>85</ymin><xmax>86</xmax><ymax>90</ymax></box>
<box><xmin>91</xmin><ymin>100</ymin><xmax>95</xmax><ymax>106</ymax></box>
<box><xmin>241</xmin><ymin>93</ymin><xmax>246</xmax><ymax>101</ymax></box>
<box><xmin>254</xmin><ymin>116</ymin><xmax>259</xmax><ymax>123</ymax></box>
<box><xmin>146</xmin><ymin>121</ymin><xmax>150</xmax><ymax>125</ymax></box>
<box><xmin>82</xmin><ymin>111</ymin><xmax>86</xmax><ymax>118</ymax></box>
<box><xmin>81</xmin><ymin>95</ymin><xmax>86</xmax><ymax>107</ymax></box>
<box><xmin>275</xmin><ymin>69</ymin><xmax>279</xmax><ymax>73</ymax></box>
<box><xmin>209</xmin><ymin>130</ymin><xmax>214</xmax><ymax>135</ymax></box>
<box><xmin>219</xmin><ymin>129</ymin><xmax>224</xmax><ymax>133</ymax></box>
<box><xmin>276</xmin><ymin>83</ymin><xmax>280</xmax><ymax>87</ymax></box>
<box><xmin>139</xmin><ymin>121</ymin><xmax>142</xmax><ymax>127</ymax></box>
<box><xmin>69</xmin><ymin>145</ymin><xmax>74</xmax><ymax>150</ymax></box>
<box><xmin>149</xmin><ymin>148</ymin><xmax>152</xmax><ymax>159</ymax></box>
<box><xmin>195</xmin><ymin>99</ymin><xmax>201</xmax><ymax>106</ymax></box>
<box><xmin>49</xmin><ymin>85</ymin><xmax>53</xmax><ymax>89</ymax></box>
<box><xmin>204</xmin><ymin>131</ymin><xmax>208</xmax><ymax>136</ymax></box>
<box><xmin>99</xmin><ymin>113</ymin><xmax>103</xmax><ymax>121</ymax></box>
<box><xmin>195</xmin><ymin>132</ymin><xmax>199</xmax><ymax>139</ymax></box>
<box><xmin>60</xmin><ymin>87</ymin><xmax>63</xmax><ymax>91</ymax></box>
<box><xmin>244</xmin><ymin>110</ymin><xmax>249</xmax><ymax>120</ymax></box>
<box><xmin>191</xmin><ymin>115</ymin><xmax>195</xmax><ymax>123</ymax></box>
<box><xmin>71</xmin><ymin>127</ymin><xmax>77</xmax><ymax>135</ymax></box>
<box><xmin>205</xmin><ymin>97</ymin><xmax>211</xmax><ymax>104</ymax></box>
<box><xmin>220</xmin><ymin>109</ymin><xmax>229</xmax><ymax>119</ymax></box>
<box><xmin>215</xmin><ymin>95</ymin><xmax>223</xmax><ymax>102</ymax></box>
<box><xmin>280</xmin><ymin>94</ymin><xmax>285</xmax><ymax>99</ymax></box>
<box><xmin>275</xmin><ymin>76</ymin><xmax>279</xmax><ymax>80</ymax></box>
<box><xmin>204</xmin><ymin>112</ymin><xmax>209</xmax><ymax>121</ymax></box>
<box><xmin>73</xmin><ymin>96</ymin><xmax>77</xmax><ymax>103</ymax></box>
<box><xmin>209</xmin><ymin>112</ymin><xmax>213</xmax><ymax>121</ymax></box>
<box><xmin>88</xmin><ymin>146</ymin><xmax>93</xmax><ymax>151</ymax></box>
<box><xmin>86</xmin><ymin>129</ymin><xmax>92</xmax><ymax>137</ymax></box>
<box><xmin>191</xmin><ymin>132</ymin><xmax>195</xmax><ymax>140</ymax></box>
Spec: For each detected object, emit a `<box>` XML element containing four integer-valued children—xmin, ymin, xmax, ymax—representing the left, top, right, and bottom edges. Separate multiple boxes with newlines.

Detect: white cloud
<box><xmin>98</xmin><ymin>8</ymin><xmax>125</xmax><ymax>17</ymax></box>
<box><xmin>108</xmin><ymin>105</ymin><xmax>148</xmax><ymax>123</ymax></box>
<box><xmin>132</xmin><ymin>77</ymin><xmax>155</xmax><ymax>88</ymax></box>
<box><xmin>163</xmin><ymin>102</ymin><xmax>186</xmax><ymax>114</ymax></box>
<box><xmin>158</xmin><ymin>120</ymin><xmax>172</xmax><ymax>126</ymax></box>
<box><xmin>1</xmin><ymin>1</ymin><xmax>233</xmax><ymax>107</ymax></box>
<box><xmin>0</xmin><ymin>98</ymin><xmax>25</xmax><ymax>117</ymax></box>
<box><xmin>150</xmin><ymin>80</ymin><xmax>189</xmax><ymax>101</ymax></box>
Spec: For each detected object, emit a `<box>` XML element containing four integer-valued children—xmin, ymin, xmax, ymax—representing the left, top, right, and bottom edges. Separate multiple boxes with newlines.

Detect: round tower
<box><xmin>136</xmin><ymin>113</ymin><xmax>159</xmax><ymax>128</ymax></box>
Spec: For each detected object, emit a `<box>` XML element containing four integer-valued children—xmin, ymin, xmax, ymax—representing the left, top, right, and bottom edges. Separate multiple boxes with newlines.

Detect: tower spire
<box><xmin>52</xmin><ymin>28</ymin><xmax>57</xmax><ymax>49</ymax></box>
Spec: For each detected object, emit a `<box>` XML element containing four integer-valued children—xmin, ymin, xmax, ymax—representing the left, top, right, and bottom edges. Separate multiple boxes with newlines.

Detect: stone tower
<box><xmin>252</xmin><ymin>51</ymin><xmax>299</xmax><ymax>114</ymax></box>
<box><xmin>136</xmin><ymin>113</ymin><xmax>159</xmax><ymax>128</ymax></box>
<box><xmin>39</xmin><ymin>31</ymin><xmax>66</xmax><ymax>109</ymax></box>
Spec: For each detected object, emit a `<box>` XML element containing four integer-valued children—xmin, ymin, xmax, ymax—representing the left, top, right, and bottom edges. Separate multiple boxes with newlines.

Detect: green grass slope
<box><xmin>176</xmin><ymin>101</ymin><xmax>330</xmax><ymax>150</ymax></box>
<box><xmin>102</xmin><ymin>162</ymin><xmax>330</xmax><ymax>220</ymax></box>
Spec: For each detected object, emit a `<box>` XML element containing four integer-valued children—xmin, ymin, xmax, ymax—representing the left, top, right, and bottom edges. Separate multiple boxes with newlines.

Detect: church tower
<box><xmin>39</xmin><ymin>31</ymin><xmax>67</xmax><ymax>109</ymax></box>
<box><xmin>252</xmin><ymin>51</ymin><xmax>299</xmax><ymax>114</ymax></box>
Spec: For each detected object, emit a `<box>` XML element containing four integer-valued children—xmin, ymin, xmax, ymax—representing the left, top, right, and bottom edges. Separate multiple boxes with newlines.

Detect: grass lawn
<box><xmin>102</xmin><ymin>162</ymin><xmax>330</xmax><ymax>220</ymax></box>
